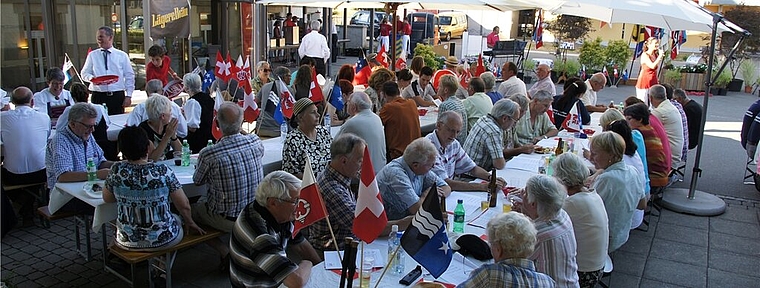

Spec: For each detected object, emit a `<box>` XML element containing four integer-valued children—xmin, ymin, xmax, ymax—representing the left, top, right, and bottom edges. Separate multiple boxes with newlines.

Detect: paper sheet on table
<box><xmin>439</xmin><ymin>252</ymin><xmax>479</xmax><ymax>284</ymax></box>
<box><xmin>433</xmin><ymin>99</ymin><xmax>442</xmax><ymax>107</ymax></box>
<box><xmin>446</xmin><ymin>192</ymin><xmax>485</xmax><ymax>219</ymax></box>
<box><xmin>503</xmin><ymin>176</ymin><xmax>526</xmax><ymax>188</ymax></box>
<box><xmin>504</xmin><ymin>156</ymin><xmax>542</xmax><ymax>172</ymax></box>
<box><xmin>467</xmin><ymin>208</ymin><xmax>502</xmax><ymax>229</ymax></box>
<box><xmin>324</xmin><ymin>249</ymin><xmax>384</xmax><ymax>270</ymax></box>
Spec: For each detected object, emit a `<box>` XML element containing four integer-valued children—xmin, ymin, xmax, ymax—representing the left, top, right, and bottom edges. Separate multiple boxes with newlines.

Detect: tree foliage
<box><xmin>721</xmin><ymin>5</ymin><xmax>760</xmax><ymax>55</ymax></box>
<box><xmin>605</xmin><ymin>40</ymin><xmax>632</xmax><ymax>70</ymax></box>
<box><xmin>546</xmin><ymin>15</ymin><xmax>593</xmax><ymax>60</ymax></box>
<box><xmin>579</xmin><ymin>38</ymin><xmax>606</xmax><ymax>71</ymax></box>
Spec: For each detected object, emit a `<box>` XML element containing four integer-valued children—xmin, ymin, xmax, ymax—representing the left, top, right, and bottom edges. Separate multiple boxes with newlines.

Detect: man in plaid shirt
<box><xmin>193</xmin><ymin>103</ymin><xmax>265</xmax><ymax>270</ymax></box>
<box><xmin>463</xmin><ymin>99</ymin><xmax>521</xmax><ymax>170</ymax></box>
<box><xmin>308</xmin><ymin>133</ymin><xmax>411</xmax><ymax>252</ymax></box>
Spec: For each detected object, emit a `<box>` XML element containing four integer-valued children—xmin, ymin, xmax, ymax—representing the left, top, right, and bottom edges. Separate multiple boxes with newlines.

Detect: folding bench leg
<box><xmin>148</xmin><ymin>251</ymin><xmax>178</xmax><ymax>288</ymax></box>
<box><xmin>74</xmin><ymin>215</ymin><xmax>92</xmax><ymax>261</ymax></box>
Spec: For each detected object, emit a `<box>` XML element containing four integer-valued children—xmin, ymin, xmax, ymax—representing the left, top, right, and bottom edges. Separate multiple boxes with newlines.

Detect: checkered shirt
<box><xmin>463</xmin><ymin>115</ymin><xmax>504</xmax><ymax>171</ymax></box>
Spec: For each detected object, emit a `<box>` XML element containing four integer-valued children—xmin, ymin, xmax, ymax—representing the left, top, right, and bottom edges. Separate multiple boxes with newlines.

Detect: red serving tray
<box><xmin>91</xmin><ymin>75</ymin><xmax>119</xmax><ymax>85</ymax></box>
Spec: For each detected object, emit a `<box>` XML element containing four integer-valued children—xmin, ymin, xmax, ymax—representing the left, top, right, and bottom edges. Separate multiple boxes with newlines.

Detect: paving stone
<box><xmin>602</xmin><ymin>272</ymin><xmax>639</xmax><ymax>288</ymax></box>
<box><xmin>32</xmin><ymin>261</ymin><xmax>54</xmax><ymax>271</ymax></box>
<box><xmin>69</xmin><ymin>277</ymin><xmax>91</xmax><ymax>287</ymax></box>
<box><xmin>610</xmin><ymin>250</ymin><xmax>647</xmax><ymax>277</ymax></box>
<box><xmin>34</xmin><ymin>275</ymin><xmax>62</xmax><ymax>287</ymax></box>
<box><xmin>11</xmin><ymin>265</ymin><xmax>35</xmax><ymax>276</ymax></box>
<box><xmin>659</xmin><ymin>209</ymin><xmax>710</xmax><ymax>230</ymax></box>
<box><xmin>709</xmin><ymin>232</ymin><xmax>760</xmax><ymax>256</ymax></box>
<box><xmin>19</xmin><ymin>245</ymin><xmax>42</xmax><ymax>254</ymax></box>
<box><xmin>710</xmin><ymin>218</ymin><xmax>760</xmax><ymax>239</ymax></box>
<box><xmin>709</xmin><ymin>249</ymin><xmax>760</xmax><ymax>276</ymax></box>
<box><xmin>649</xmin><ymin>239</ymin><xmax>708</xmax><ymax>266</ymax></box>
<box><xmin>15</xmin><ymin>280</ymin><xmax>42</xmax><ymax>288</ymax></box>
<box><xmin>654</xmin><ymin>222</ymin><xmax>708</xmax><ymax>247</ymax></box>
<box><xmin>639</xmin><ymin>278</ymin><xmax>691</xmax><ymax>287</ymax></box>
<box><xmin>49</xmin><ymin>283</ymin><xmax>73</xmax><ymax>288</ymax></box>
<box><xmin>643</xmin><ymin>257</ymin><xmax>706</xmax><ymax>288</ymax></box>
<box><xmin>619</xmin><ymin>233</ymin><xmax>653</xmax><ymax>255</ymax></box>
<box><xmin>53</xmin><ymin>270</ymin><xmax>79</xmax><ymax>282</ymax></box>
<box><xmin>25</xmin><ymin>271</ymin><xmax>46</xmax><ymax>281</ymax></box>
<box><xmin>716</xmin><ymin>206</ymin><xmax>759</xmax><ymax>224</ymax></box>
<box><xmin>707</xmin><ymin>268</ymin><xmax>760</xmax><ymax>288</ymax></box>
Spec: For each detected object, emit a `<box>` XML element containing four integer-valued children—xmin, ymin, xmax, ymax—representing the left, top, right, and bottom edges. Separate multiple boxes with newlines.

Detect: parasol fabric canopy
<box><xmin>540</xmin><ymin>0</ymin><xmax>741</xmax><ymax>33</ymax></box>
<box><xmin>254</xmin><ymin>0</ymin><xmax>540</xmax><ymax>12</ymax></box>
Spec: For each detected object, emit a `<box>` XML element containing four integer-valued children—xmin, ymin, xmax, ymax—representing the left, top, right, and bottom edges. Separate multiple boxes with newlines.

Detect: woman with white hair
<box><xmin>552</xmin><ymin>153</ymin><xmax>609</xmax><ymax>288</ymax></box>
<box><xmin>458</xmin><ymin>212</ymin><xmax>556</xmax><ymax>287</ymax></box>
<box><xmin>183</xmin><ymin>73</ymin><xmax>215</xmax><ymax>153</ymax></box>
<box><xmin>139</xmin><ymin>95</ymin><xmax>182</xmax><ymax>162</ymax></box>
<box><xmin>520</xmin><ymin>174</ymin><xmax>579</xmax><ymax>288</ymax></box>
<box><xmin>589</xmin><ymin>131</ymin><xmax>646</xmax><ymax>253</ymax></box>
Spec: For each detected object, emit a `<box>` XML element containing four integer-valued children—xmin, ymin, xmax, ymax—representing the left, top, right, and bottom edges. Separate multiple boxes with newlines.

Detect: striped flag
<box><xmin>533</xmin><ymin>9</ymin><xmax>544</xmax><ymax>49</ymax></box>
<box><xmin>62</xmin><ymin>54</ymin><xmax>74</xmax><ymax>85</ymax></box>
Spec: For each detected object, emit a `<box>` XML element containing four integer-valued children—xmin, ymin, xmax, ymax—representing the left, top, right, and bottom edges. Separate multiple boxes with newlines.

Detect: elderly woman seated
<box><xmin>520</xmin><ymin>174</ymin><xmax>579</xmax><ymax>287</ymax></box>
<box><xmin>282</xmin><ymin>98</ymin><xmax>333</xmax><ymax>179</ymax></box>
<box><xmin>589</xmin><ymin>131</ymin><xmax>647</xmax><ymax>253</ymax></box>
<box><xmin>552</xmin><ymin>153</ymin><xmax>609</xmax><ymax>288</ymax></box>
<box><xmin>139</xmin><ymin>95</ymin><xmax>182</xmax><ymax>162</ymax></box>
<box><xmin>458</xmin><ymin>212</ymin><xmax>556</xmax><ymax>287</ymax></box>
<box><xmin>103</xmin><ymin>126</ymin><xmax>205</xmax><ymax>252</ymax></box>
<box><xmin>623</xmin><ymin>103</ymin><xmax>670</xmax><ymax>192</ymax></box>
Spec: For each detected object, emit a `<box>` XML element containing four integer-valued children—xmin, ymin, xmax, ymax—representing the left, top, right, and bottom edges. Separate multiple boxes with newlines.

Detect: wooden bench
<box><xmin>36</xmin><ymin>206</ymin><xmax>95</xmax><ymax>261</ymax></box>
<box><xmin>105</xmin><ymin>226</ymin><xmax>224</xmax><ymax>288</ymax></box>
<box><xmin>3</xmin><ymin>182</ymin><xmax>48</xmax><ymax>213</ymax></box>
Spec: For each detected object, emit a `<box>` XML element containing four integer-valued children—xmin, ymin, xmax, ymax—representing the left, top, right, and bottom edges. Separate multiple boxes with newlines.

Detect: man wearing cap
<box><xmin>298</xmin><ymin>20</ymin><xmax>331</xmax><ymax>77</ymax></box>
<box><xmin>527</xmin><ymin>63</ymin><xmax>556</xmax><ymax>98</ymax></box>
<box><xmin>432</xmin><ymin>56</ymin><xmax>459</xmax><ymax>91</ymax></box>
<box><xmin>81</xmin><ymin>26</ymin><xmax>135</xmax><ymax>115</ymax></box>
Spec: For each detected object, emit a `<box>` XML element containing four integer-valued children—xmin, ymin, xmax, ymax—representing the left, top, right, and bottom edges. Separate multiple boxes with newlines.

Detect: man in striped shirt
<box><xmin>230</xmin><ymin>171</ymin><xmax>322</xmax><ymax>288</ymax></box>
<box><xmin>426</xmin><ymin>111</ymin><xmax>505</xmax><ymax>191</ymax></box>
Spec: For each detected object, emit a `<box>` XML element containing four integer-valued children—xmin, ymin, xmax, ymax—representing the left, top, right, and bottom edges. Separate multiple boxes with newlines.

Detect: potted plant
<box><xmin>740</xmin><ymin>59</ymin><xmax>758</xmax><ymax>93</ymax></box>
<box><xmin>664</xmin><ymin>69</ymin><xmax>683</xmax><ymax>88</ymax></box>
<box><xmin>604</xmin><ymin>40</ymin><xmax>632</xmax><ymax>85</ymax></box>
<box><xmin>564</xmin><ymin>59</ymin><xmax>581</xmax><ymax>80</ymax></box>
<box><xmin>552</xmin><ymin>61</ymin><xmax>565</xmax><ymax>83</ymax></box>
<box><xmin>713</xmin><ymin>69</ymin><xmax>732</xmax><ymax>95</ymax></box>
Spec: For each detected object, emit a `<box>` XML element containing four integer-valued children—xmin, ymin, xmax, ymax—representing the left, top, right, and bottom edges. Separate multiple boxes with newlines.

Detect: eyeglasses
<box><xmin>76</xmin><ymin>121</ymin><xmax>97</xmax><ymax>130</ymax></box>
<box><xmin>262</xmin><ymin>69</ymin><xmax>272</xmax><ymax>73</ymax></box>
<box><xmin>276</xmin><ymin>197</ymin><xmax>299</xmax><ymax>205</ymax></box>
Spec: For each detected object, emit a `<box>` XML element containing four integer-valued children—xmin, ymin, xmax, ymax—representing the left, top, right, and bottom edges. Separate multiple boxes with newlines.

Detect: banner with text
<box><xmin>150</xmin><ymin>0</ymin><xmax>191</xmax><ymax>38</ymax></box>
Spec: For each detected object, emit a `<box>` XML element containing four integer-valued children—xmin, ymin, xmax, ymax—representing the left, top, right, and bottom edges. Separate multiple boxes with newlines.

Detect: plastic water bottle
<box><xmin>324</xmin><ymin>113</ymin><xmax>331</xmax><ymax>127</ymax></box>
<box><xmin>280</xmin><ymin>122</ymin><xmax>288</xmax><ymax>143</ymax></box>
<box><xmin>394</xmin><ymin>231</ymin><xmax>405</xmax><ymax>274</ymax></box>
<box><xmin>84</xmin><ymin>158</ymin><xmax>97</xmax><ymax>192</ymax></box>
<box><xmin>453</xmin><ymin>199</ymin><xmax>465</xmax><ymax>233</ymax></box>
<box><xmin>181</xmin><ymin>140</ymin><xmax>190</xmax><ymax>166</ymax></box>
<box><xmin>388</xmin><ymin>225</ymin><xmax>400</xmax><ymax>274</ymax></box>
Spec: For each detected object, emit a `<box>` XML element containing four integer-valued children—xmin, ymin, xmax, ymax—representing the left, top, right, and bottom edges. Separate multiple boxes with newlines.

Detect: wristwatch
<box><xmin>543</xmin><ymin>135</ymin><xmax>548</xmax><ymax>140</ymax></box>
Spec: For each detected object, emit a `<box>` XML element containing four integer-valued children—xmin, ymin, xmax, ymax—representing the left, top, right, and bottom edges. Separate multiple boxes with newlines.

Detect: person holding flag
<box><xmin>458</xmin><ymin>212</ymin><xmax>556</xmax><ymax>287</ymax></box>
<box><xmin>635</xmin><ymin>37</ymin><xmax>665</xmax><ymax>104</ymax></box>
<box><xmin>229</xmin><ymin>171</ymin><xmax>322</xmax><ymax>288</ymax></box>
<box><xmin>551</xmin><ymin>77</ymin><xmax>590</xmax><ymax>130</ymax></box>
<box><xmin>32</xmin><ymin>67</ymin><xmax>74</xmax><ymax>124</ymax></box>
<box><xmin>309</xmin><ymin>134</ymin><xmax>412</xmax><ymax>252</ymax></box>
<box><xmin>145</xmin><ymin>45</ymin><xmax>180</xmax><ymax>86</ymax></box>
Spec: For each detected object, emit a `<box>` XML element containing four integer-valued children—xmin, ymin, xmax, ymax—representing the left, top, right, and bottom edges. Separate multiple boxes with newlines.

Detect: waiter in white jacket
<box><xmin>81</xmin><ymin>26</ymin><xmax>135</xmax><ymax>115</ymax></box>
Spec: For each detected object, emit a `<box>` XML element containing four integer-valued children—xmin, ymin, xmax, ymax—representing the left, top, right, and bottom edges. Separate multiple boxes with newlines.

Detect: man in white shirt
<box><xmin>2</xmin><ymin>87</ymin><xmax>50</xmax><ymax>186</ymax></box>
<box><xmin>126</xmin><ymin>79</ymin><xmax>188</xmax><ymax>138</ymax></box>
<box><xmin>33</xmin><ymin>67</ymin><xmax>74</xmax><ymax>125</ymax></box>
<box><xmin>298</xmin><ymin>20</ymin><xmax>330</xmax><ymax>77</ymax></box>
<box><xmin>650</xmin><ymin>85</ymin><xmax>684</xmax><ymax>168</ymax></box>
<box><xmin>497</xmin><ymin>62</ymin><xmax>527</xmax><ymax>98</ymax></box>
<box><xmin>337</xmin><ymin>91</ymin><xmax>387</xmax><ymax>174</ymax></box>
<box><xmin>401</xmin><ymin>66</ymin><xmax>436</xmax><ymax>106</ymax></box>
<box><xmin>580</xmin><ymin>73</ymin><xmax>608</xmax><ymax>113</ymax></box>
<box><xmin>527</xmin><ymin>63</ymin><xmax>556</xmax><ymax>98</ymax></box>
<box><xmin>81</xmin><ymin>26</ymin><xmax>136</xmax><ymax>115</ymax></box>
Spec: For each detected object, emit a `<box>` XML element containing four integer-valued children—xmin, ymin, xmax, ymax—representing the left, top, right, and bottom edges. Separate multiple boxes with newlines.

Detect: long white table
<box><xmin>48</xmin><ymin>158</ymin><xmax>202</xmax><ymax>230</ymax></box>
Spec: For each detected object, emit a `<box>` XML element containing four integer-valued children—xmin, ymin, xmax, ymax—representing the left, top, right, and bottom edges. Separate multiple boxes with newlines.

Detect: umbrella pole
<box><xmin>659</xmin><ymin>13</ymin><xmax>736</xmax><ymax>216</ymax></box>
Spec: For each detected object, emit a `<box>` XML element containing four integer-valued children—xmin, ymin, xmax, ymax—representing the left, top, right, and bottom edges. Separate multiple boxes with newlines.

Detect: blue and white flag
<box><xmin>62</xmin><ymin>55</ymin><xmax>74</xmax><ymax>85</ymax></box>
<box><xmin>202</xmin><ymin>69</ymin><xmax>215</xmax><ymax>93</ymax></box>
<box><xmin>401</xmin><ymin>191</ymin><xmax>452</xmax><ymax>279</ymax></box>
<box><xmin>329</xmin><ymin>81</ymin><xmax>344</xmax><ymax>111</ymax></box>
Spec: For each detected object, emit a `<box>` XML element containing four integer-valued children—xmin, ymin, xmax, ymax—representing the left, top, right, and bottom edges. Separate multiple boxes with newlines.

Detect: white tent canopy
<box><xmin>254</xmin><ymin>0</ymin><xmax>540</xmax><ymax>12</ymax></box>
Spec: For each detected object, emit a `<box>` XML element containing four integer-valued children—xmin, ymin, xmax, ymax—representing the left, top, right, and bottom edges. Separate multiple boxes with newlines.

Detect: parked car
<box><xmin>350</xmin><ymin>10</ymin><xmax>387</xmax><ymax>38</ymax></box>
<box><xmin>437</xmin><ymin>12</ymin><xmax>467</xmax><ymax>41</ymax></box>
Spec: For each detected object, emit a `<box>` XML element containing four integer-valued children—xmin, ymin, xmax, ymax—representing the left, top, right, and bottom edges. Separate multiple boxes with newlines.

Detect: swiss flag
<box><xmin>211</xmin><ymin>87</ymin><xmax>226</xmax><ymax>140</ymax></box>
<box><xmin>214</xmin><ymin>51</ymin><xmax>232</xmax><ymax>82</ymax></box>
<box><xmin>293</xmin><ymin>157</ymin><xmax>328</xmax><ymax>238</ymax></box>
<box><xmin>233</xmin><ymin>55</ymin><xmax>252</xmax><ymax>94</ymax></box>
<box><xmin>309</xmin><ymin>69</ymin><xmax>324</xmax><ymax>103</ymax></box>
<box><xmin>475</xmin><ymin>54</ymin><xmax>486</xmax><ymax>77</ymax></box>
<box><xmin>395</xmin><ymin>56</ymin><xmax>407</xmax><ymax>70</ymax></box>
<box><xmin>353</xmin><ymin>147</ymin><xmax>388</xmax><ymax>243</ymax></box>
<box><xmin>242</xmin><ymin>91</ymin><xmax>260</xmax><ymax>123</ymax></box>
<box><xmin>377</xmin><ymin>45</ymin><xmax>389</xmax><ymax>68</ymax></box>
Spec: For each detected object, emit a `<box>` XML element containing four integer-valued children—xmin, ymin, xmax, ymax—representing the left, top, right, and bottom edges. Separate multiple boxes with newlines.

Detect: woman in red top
<box><xmin>635</xmin><ymin>37</ymin><xmax>665</xmax><ymax>104</ymax></box>
<box><xmin>146</xmin><ymin>45</ymin><xmax>180</xmax><ymax>87</ymax></box>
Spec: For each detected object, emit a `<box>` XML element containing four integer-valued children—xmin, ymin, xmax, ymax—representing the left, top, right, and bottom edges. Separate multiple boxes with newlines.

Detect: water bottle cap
<box><xmin>391</xmin><ymin>224</ymin><xmax>398</xmax><ymax>232</ymax></box>
<box><xmin>457</xmin><ymin>199</ymin><xmax>463</xmax><ymax>204</ymax></box>
<box><xmin>396</xmin><ymin>231</ymin><xmax>403</xmax><ymax>237</ymax></box>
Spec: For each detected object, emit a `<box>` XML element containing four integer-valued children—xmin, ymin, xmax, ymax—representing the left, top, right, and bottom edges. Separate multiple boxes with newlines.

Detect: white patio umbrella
<box><xmin>255</xmin><ymin>0</ymin><xmax>539</xmax><ymax>12</ymax></box>
<box><xmin>540</xmin><ymin>0</ymin><xmax>736</xmax><ymax>32</ymax></box>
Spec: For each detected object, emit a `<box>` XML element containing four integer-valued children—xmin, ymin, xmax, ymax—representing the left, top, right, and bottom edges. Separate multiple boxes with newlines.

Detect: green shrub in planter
<box><xmin>579</xmin><ymin>37</ymin><xmax>606</xmax><ymax>71</ymax></box>
<box><xmin>740</xmin><ymin>60</ymin><xmax>758</xmax><ymax>86</ymax></box>
<box><xmin>665</xmin><ymin>69</ymin><xmax>682</xmax><ymax>82</ymax></box>
<box><xmin>714</xmin><ymin>69</ymin><xmax>733</xmax><ymax>88</ymax></box>
<box><xmin>413</xmin><ymin>44</ymin><xmax>441</xmax><ymax>70</ymax></box>
<box><xmin>605</xmin><ymin>40</ymin><xmax>632</xmax><ymax>71</ymax></box>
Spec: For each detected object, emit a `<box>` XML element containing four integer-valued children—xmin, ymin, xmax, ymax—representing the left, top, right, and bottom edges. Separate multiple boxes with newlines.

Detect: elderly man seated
<box><xmin>230</xmin><ymin>171</ymin><xmax>322</xmax><ymax>288</ymax></box>
<box><xmin>47</xmin><ymin>103</ymin><xmax>114</xmax><ymax>213</ymax></box>
<box><xmin>309</xmin><ymin>134</ymin><xmax>412</xmax><ymax>252</ymax></box>
<box><xmin>649</xmin><ymin>85</ymin><xmax>684</xmax><ymax>169</ymax></box>
<box><xmin>518</xmin><ymin>174</ymin><xmax>579</xmax><ymax>287</ymax></box>
<box><xmin>425</xmin><ymin>111</ymin><xmax>506</xmax><ymax>191</ymax></box>
<box><xmin>338</xmin><ymin>92</ymin><xmax>387</xmax><ymax>173</ymax></box>
<box><xmin>509</xmin><ymin>90</ymin><xmax>559</xmax><ymax>155</ymax></box>
<box><xmin>457</xmin><ymin>212</ymin><xmax>556</xmax><ymax>287</ymax></box>
<box><xmin>377</xmin><ymin>138</ymin><xmax>452</xmax><ymax>221</ymax></box>
<box><xmin>126</xmin><ymin>79</ymin><xmax>188</xmax><ymax>138</ymax></box>
<box><xmin>463</xmin><ymin>99</ymin><xmax>521</xmax><ymax>170</ymax></box>
<box><xmin>580</xmin><ymin>73</ymin><xmax>608</xmax><ymax>113</ymax></box>
<box><xmin>528</xmin><ymin>63</ymin><xmax>556</xmax><ymax>98</ymax></box>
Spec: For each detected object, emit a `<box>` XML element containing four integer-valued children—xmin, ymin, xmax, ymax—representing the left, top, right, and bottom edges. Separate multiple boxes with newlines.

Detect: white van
<box><xmin>437</xmin><ymin>12</ymin><xmax>467</xmax><ymax>41</ymax></box>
